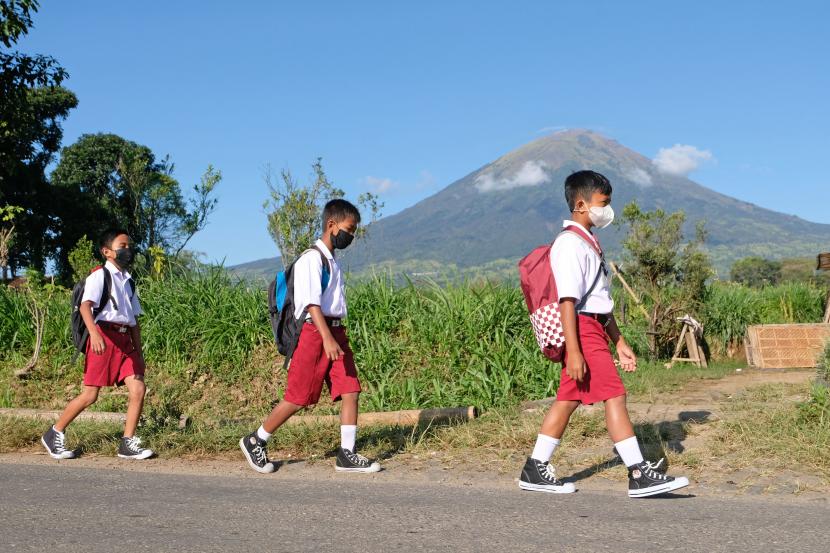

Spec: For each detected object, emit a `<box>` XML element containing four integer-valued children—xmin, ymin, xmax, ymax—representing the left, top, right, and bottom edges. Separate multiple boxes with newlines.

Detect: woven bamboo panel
<box><xmin>745</xmin><ymin>324</ymin><xmax>830</xmax><ymax>369</ymax></box>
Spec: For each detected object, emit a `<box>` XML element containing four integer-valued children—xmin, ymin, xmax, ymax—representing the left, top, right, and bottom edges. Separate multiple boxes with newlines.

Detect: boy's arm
<box><xmin>605</xmin><ymin>315</ymin><xmax>637</xmax><ymax>372</ymax></box>
<box><xmin>307</xmin><ymin>305</ymin><xmax>343</xmax><ymax>361</ymax></box>
<box><xmin>559</xmin><ymin>299</ymin><xmax>585</xmax><ymax>382</ymax></box>
<box><xmin>80</xmin><ymin>301</ymin><xmax>106</xmax><ymax>354</ymax></box>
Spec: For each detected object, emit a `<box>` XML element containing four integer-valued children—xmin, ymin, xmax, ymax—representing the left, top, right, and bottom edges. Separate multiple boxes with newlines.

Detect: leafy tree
<box><xmin>67</xmin><ymin>234</ymin><xmax>96</xmax><ymax>282</ymax></box>
<box><xmin>0</xmin><ymin>1</ymin><xmax>77</xmax><ymax>274</ymax></box>
<box><xmin>50</xmin><ymin>133</ymin><xmax>221</xmax><ymax>277</ymax></box>
<box><xmin>618</xmin><ymin>201</ymin><xmax>714</xmax><ymax>358</ymax></box>
<box><xmin>264</xmin><ymin>158</ymin><xmax>382</xmax><ymax>265</ymax></box>
<box><xmin>0</xmin><ymin>203</ymin><xmax>22</xmax><ymax>279</ymax></box>
<box><xmin>730</xmin><ymin>256</ymin><xmax>782</xmax><ymax>287</ymax></box>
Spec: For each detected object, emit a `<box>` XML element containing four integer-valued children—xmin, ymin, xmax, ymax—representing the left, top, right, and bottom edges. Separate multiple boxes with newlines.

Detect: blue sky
<box><xmin>19</xmin><ymin>1</ymin><xmax>830</xmax><ymax>265</ymax></box>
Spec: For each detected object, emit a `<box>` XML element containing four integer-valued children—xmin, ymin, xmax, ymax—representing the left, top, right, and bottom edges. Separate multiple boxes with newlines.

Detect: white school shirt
<box><xmin>549</xmin><ymin>220</ymin><xmax>614</xmax><ymax>315</ymax></box>
<box><xmin>292</xmin><ymin>239</ymin><xmax>347</xmax><ymax>320</ymax></box>
<box><xmin>80</xmin><ymin>261</ymin><xmax>142</xmax><ymax>326</ymax></box>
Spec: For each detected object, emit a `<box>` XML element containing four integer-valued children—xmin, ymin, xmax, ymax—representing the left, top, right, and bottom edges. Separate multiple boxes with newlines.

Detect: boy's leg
<box><xmin>518</xmin><ymin>400</ymin><xmax>579</xmax><ymax>493</ymax></box>
<box><xmin>604</xmin><ymin>395</ymin><xmax>689</xmax><ymax>497</ymax></box>
<box><xmin>117</xmin><ymin>375</ymin><xmax>154</xmax><ymax>459</ymax></box>
<box><xmin>334</xmin><ymin>391</ymin><xmax>380</xmax><ymax>473</ymax></box>
<box><xmin>239</xmin><ymin>400</ymin><xmax>303</xmax><ymax>474</ymax></box>
<box><xmin>261</xmin><ymin>400</ymin><xmax>304</xmax><ymax>435</ymax></box>
<box><xmin>123</xmin><ymin>375</ymin><xmax>146</xmax><ymax>438</ymax></box>
<box><xmin>55</xmin><ymin>386</ymin><xmax>100</xmax><ymax>432</ymax></box>
<box><xmin>42</xmin><ymin>386</ymin><xmax>100</xmax><ymax>459</ymax></box>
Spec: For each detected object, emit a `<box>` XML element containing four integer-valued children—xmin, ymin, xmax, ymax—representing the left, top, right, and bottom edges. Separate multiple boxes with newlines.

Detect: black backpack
<box><xmin>268</xmin><ymin>246</ymin><xmax>331</xmax><ymax>366</ymax></box>
<box><xmin>70</xmin><ymin>266</ymin><xmax>135</xmax><ymax>362</ymax></box>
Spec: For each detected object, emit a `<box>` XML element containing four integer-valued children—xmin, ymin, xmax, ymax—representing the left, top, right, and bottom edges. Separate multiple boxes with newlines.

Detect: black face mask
<box><xmin>331</xmin><ymin>229</ymin><xmax>354</xmax><ymax>250</ymax></box>
<box><xmin>114</xmin><ymin>247</ymin><xmax>134</xmax><ymax>267</ymax></box>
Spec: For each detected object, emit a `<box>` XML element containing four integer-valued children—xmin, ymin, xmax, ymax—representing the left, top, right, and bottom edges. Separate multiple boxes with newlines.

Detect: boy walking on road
<box><xmin>519</xmin><ymin>171</ymin><xmax>688</xmax><ymax>497</ymax></box>
<box><xmin>240</xmin><ymin>199</ymin><xmax>380</xmax><ymax>474</ymax></box>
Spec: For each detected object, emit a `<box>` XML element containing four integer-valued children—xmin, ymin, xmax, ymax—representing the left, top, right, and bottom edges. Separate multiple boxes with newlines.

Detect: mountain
<box><xmin>231</xmin><ymin>130</ymin><xmax>830</xmax><ymax>279</ymax></box>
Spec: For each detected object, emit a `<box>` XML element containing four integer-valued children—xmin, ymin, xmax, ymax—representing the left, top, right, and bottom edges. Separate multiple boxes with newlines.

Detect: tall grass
<box><xmin>0</xmin><ymin>271</ymin><xmax>825</xmax><ymax>418</ymax></box>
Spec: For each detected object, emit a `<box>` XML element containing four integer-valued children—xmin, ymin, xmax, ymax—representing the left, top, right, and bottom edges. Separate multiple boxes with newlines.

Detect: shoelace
<box><xmin>251</xmin><ymin>443</ymin><xmax>268</xmax><ymax>464</ymax></box>
<box><xmin>346</xmin><ymin>450</ymin><xmax>370</xmax><ymax>466</ymax></box>
<box><xmin>125</xmin><ymin>436</ymin><xmax>144</xmax><ymax>453</ymax></box>
<box><xmin>53</xmin><ymin>431</ymin><xmax>68</xmax><ymax>453</ymax></box>
<box><xmin>537</xmin><ymin>461</ymin><xmax>559</xmax><ymax>483</ymax></box>
<box><xmin>641</xmin><ymin>458</ymin><xmax>667</xmax><ymax>480</ymax></box>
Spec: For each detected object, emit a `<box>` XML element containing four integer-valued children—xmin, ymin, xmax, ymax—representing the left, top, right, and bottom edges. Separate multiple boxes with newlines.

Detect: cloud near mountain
<box><xmin>474</xmin><ymin>160</ymin><xmax>549</xmax><ymax>192</ymax></box>
<box><xmin>653</xmin><ymin>144</ymin><xmax>713</xmax><ymax>176</ymax></box>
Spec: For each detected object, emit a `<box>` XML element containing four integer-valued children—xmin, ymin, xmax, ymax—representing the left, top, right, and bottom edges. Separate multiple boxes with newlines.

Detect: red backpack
<box><xmin>518</xmin><ymin>225</ymin><xmax>605</xmax><ymax>362</ymax></box>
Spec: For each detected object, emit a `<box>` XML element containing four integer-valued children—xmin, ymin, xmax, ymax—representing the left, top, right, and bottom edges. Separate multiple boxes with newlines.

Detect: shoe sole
<box><xmin>41</xmin><ymin>437</ymin><xmax>74</xmax><ymax>460</ymax></box>
<box><xmin>239</xmin><ymin>438</ymin><xmax>275</xmax><ymax>474</ymax></box>
<box><xmin>335</xmin><ymin>464</ymin><xmax>381</xmax><ymax>473</ymax></box>
<box><xmin>628</xmin><ymin>477</ymin><xmax>689</xmax><ymax>498</ymax></box>
<box><xmin>117</xmin><ymin>450</ymin><xmax>154</xmax><ymax>460</ymax></box>
<box><xmin>518</xmin><ymin>481</ymin><xmax>577</xmax><ymax>494</ymax></box>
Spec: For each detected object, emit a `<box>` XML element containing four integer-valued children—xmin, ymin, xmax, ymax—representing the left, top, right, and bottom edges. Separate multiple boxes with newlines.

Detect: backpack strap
<box><xmin>557</xmin><ymin>225</ymin><xmax>607</xmax><ymax>311</ymax></box>
<box><xmin>309</xmin><ymin>245</ymin><xmax>332</xmax><ymax>290</ymax></box>
<box><xmin>93</xmin><ymin>266</ymin><xmax>114</xmax><ymax>316</ymax></box>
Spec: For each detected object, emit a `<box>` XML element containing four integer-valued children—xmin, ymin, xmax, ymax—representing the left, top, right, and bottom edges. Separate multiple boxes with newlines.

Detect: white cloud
<box><xmin>363</xmin><ymin>176</ymin><xmax>399</xmax><ymax>194</ymax></box>
<box><xmin>623</xmin><ymin>167</ymin><xmax>653</xmax><ymax>187</ymax></box>
<box><xmin>475</xmin><ymin>160</ymin><xmax>549</xmax><ymax>192</ymax></box>
<box><xmin>652</xmin><ymin>144</ymin><xmax>713</xmax><ymax>176</ymax></box>
<box><xmin>536</xmin><ymin>125</ymin><xmax>569</xmax><ymax>134</ymax></box>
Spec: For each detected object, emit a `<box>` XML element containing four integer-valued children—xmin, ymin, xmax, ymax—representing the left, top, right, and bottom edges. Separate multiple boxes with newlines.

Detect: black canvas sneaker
<box><xmin>628</xmin><ymin>458</ymin><xmax>689</xmax><ymax>497</ymax></box>
<box><xmin>41</xmin><ymin>426</ymin><xmax>75</xmax><ymax>459</ymax></box>
<box><xmin>239</xmin><ymin>432</ymin><xmax>276</xmax><ymax>473</ymax></box>
<box><xmin>335</xmin><ymin>447</ymin><xmax>381</xmax><ymax>473</ymax></box>
<box><xmin>117</xmin><ymin>436</ymin><xmax>154</xmax><ymax>460</ymax></box>
<box><xmin>518</xmin><ymin>457</ymin><xmax>576</xmax><ymax>493</ymax></box>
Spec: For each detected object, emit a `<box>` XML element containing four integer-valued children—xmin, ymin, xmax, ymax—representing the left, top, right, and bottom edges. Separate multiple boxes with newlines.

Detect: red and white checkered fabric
<box><xmin>529</xmin><ymin>301</ymin><xmax>565</xmax><ymax>351</ymax></box>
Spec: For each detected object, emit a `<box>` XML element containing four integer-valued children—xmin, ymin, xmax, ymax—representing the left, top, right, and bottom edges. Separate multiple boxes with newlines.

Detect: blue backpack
<box><xmin>268</xmin><ymin>245</ymin><xmax>331</xmax><ymax>364</ymax></box>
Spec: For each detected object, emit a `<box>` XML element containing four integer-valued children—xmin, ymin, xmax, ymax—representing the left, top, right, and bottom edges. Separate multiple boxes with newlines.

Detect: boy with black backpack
<box><xmin>41</xmin><ymin>228</ymin><xmax>153</xmax><ymax>460</ymax></box>
<box><xmin>517</xmin><ymin>171</ymin><xmax>688</xmax><ymax>497</ymax></box>
<box><xmin>240</xmin><ymin>199</ymin><xmax>380</xmax><ymax>474</ymax></box>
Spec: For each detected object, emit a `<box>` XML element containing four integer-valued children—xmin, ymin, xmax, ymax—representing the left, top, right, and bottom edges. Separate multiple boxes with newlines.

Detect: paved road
<box><xmin>0</xmin><ymin>461</ymin><xmax>826</xmax><ymax>553</ymax></box>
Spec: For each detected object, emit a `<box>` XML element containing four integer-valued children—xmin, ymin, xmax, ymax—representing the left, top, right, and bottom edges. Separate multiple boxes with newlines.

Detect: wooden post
<box><xmin>609</xmin><ymin>261</ymin><xmax>649</xmax><ymax>319</ymax></box>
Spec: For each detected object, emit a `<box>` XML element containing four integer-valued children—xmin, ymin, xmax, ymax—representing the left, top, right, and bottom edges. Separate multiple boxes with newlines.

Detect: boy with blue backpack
<box><xmin>240</xmin><ymin>199</ymin><xmax>380</xmax><ymax>474</ymax></box>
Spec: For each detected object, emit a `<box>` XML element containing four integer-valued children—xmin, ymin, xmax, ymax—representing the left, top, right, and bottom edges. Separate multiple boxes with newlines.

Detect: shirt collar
<box><xmin>105</xmin><ymin>260</ymin><xmax>129</xmax><ymax>278</ymax></box>
<box><xmin>315</xmin><ymin>239</ymin><xmax>334</xmax><ymax>260</ymax></box>
<box><xmin>562</xmin><ymin>219</ymin><xmax>600</xmax><ymax>247</ymax></box>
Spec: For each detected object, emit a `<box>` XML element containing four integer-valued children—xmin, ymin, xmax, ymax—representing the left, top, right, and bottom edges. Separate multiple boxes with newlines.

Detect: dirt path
<box><xmin>2</xmin><ymin>368</ymin><xmax>824</xmax><ymax>501</ymax></box>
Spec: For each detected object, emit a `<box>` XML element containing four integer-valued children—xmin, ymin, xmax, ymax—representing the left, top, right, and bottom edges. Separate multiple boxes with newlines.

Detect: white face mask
<box><xmin>588</xmin><ymin>205</ymin><xmax>614</xmax><ymax>229</ymax></box>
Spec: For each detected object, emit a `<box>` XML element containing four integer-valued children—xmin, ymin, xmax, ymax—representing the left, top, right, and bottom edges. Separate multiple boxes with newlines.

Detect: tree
<box><xmin>730</xmin><ymin>256</ymin><xmax>782</xmax><ymax>287</ymax></box>
<box><xmin>1</xmin><ymin>1</ymin><xmax>77</xmax><ymax>274</ymax></box>
<box><xmin>618</xmin><ymin>201</ymin><xmax>714</xmax><ymax>358</ymax></box>
<box><xmin>50</xmin><ymin>133</ymin><xmax>221</xmax><ymax>277</ymax></box>
<box><xmin>0</xmin><ymin>203</ymin><xmax>21</xmax><ymax>279</ymax></box>
<box><xmin>264</xmin><ymin>158</ymin><xmax>382</xmax><ymax>265</ymax></box>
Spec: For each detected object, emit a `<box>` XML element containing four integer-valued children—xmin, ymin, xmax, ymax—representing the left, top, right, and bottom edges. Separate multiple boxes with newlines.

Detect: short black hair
<box><xmin>99</xmin><ymin>227</ymin><xmax>130</xmax><ymax>250</ymax></box>
<box><xmin>564</xmin><ymin>170</ymin><xmax>613</xmax><ymax>211</ymax></box>
<box><xmin>322</xmin><ymin>199</ymin><xmax>361</xmax><ymax>230</ymax></box>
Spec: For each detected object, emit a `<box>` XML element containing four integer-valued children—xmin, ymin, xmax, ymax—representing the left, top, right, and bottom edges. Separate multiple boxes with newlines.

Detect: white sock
<box><xmin>256</xmin><ymin>425</ymin><xmax>271</xmax><ymax>441</ymax></box>
<box><xmin>53</xmin><ymin>425</ymin><xmax>64</xmax><ymax>435</ymax></box>
<box><xmin>530</xmin><ymin>434</ymin><xmax>561</xmax><ymax>463</ymax></box>
<box><xmin>341</xmin><ymin>425</ymin><xmax>357</xmax><ymax>452</ymax></box>
<box><xmin>614</xmin><ymin>436</ymin><xmax>644</xmax><ymax>467</ymax></box>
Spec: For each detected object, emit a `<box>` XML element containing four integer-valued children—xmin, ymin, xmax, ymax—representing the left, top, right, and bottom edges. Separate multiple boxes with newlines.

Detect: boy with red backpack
<box><xmin>517</xmin><ymin>171</ymin><xmax>688</xmax><ymax>497</ymax></box>
<box><xmin>42</xmin><ymin>228</ymin><xmax>153</xmax><ymax>460</ymax></box>
<box><xmin>239</xmin><ymin>199</ymin><xmax>380</xmax><ymax>474</ymax></box>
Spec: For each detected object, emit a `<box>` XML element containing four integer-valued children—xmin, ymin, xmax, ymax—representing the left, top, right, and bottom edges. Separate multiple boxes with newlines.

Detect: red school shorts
<box><xmin>284</xmin><ymin>323</ymin><xmax>362</xmax><ymax>407</ymax></box>
<box><xmin>556</xmin><ymin>314</ymin><xmax>627</xmax><ymax>405</ymax></box>
<box><xmin>84</xmin><ymin>323</ymin><xmax>145</xmax><ymax>387</ymax></box>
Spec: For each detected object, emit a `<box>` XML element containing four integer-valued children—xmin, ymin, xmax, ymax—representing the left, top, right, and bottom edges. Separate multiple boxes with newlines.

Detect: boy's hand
<box><xmin>89</xmin><ymin>330</ymin><xmax>106</xmax><ymax>355</ymax></box>
<box><xmin>566</xmin><ymin>351</ymin><xmax>586</xmax><ymax>382</ymax></box>
<box><xmin>616</xmin><ymin>339</ymin><xmax>637</xmax><ymax>372</ymax></box>
<box><xmin>323</xmin><ymin>336</ymin><xmax>344</xmax><ymax>361</ymax></box>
